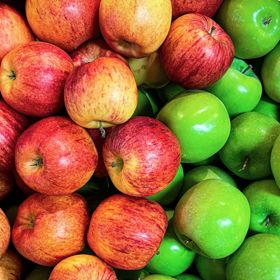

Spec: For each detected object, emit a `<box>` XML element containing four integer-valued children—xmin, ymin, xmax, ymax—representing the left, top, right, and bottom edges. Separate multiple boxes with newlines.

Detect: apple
<box><xmin>116</xmin><ymin>268</ymin><xmax>150</xmax><ymax>280</ymax></box>
<box><xmin>226</xmin><ymin>233</ymin><xmax>280</xmax><ymax>280</ymax></box>
<box><xmin>243</xmin><ymin>179</ymin><xmax>280</xmax><ymax>235</ymax></box>
<box><xmin>49</xmin><ymin>254</ymin><xmax>117</xmax><ymax>280</ymax></box>
<box><xmin>261</xmin><ymin>43</ymin><xmax>280</xmax><ymax>102</ymax></box>
<box><xmin>0</xmin><ymin>41</ymin><xmax>73</xmax><ymax>117</ymax></box>
<box><xmin>207</xmin><ymin>58</ymin><xmax>262</xmax><ymax>117</ymax></box>
<box><xmin>157</xmin><ymin>82</ymin><xmax>185</xmax><ymax>104</ymax></box>
<box><xmin>25</xmin><ymin>0</ymin><xmax>100</xmax><ymax>52</ymax></box>
<box><xmin>175</xmin><ymin>275</ymin><xmax>201</xmax><ymax>280</ymax></box>
<box><xmin>171</xmin><ymin>0</ymin><xmax>223</xmax><ymax>19</ymax></box>
<box><xmin>0</xmin><ymin>3</ymin><xmax>33</xmax><ymax>61</ymax></box>
<box><xmin>0</xmin><ymin>171</ymin><xmax>13</xmax><ymax>201</ymax></box>
<box><xmin>12</xmin><ymin>193</ymin><xmax>89</xmax><ymax>266</ymax></box>
<box><xmin>173</xmin><ymin>179</ymin><xmax>250</xmax><ymax>259</ymax></box>
<box><xmin>102</xmin><ymin>116</ymin><xmax>181</xmax><ymax>197</ymax></box>
<box><xmin>157</xmin><ymin>90</ymin><xmax>230</xmax><ymax>163</ymax></box>
<box><xmin>0</xmin><ymin>208</ymin><xmax>10</xmax><ymax>257</ymax></box>
<box><xmin>64</xmin><ymin>57</ymin><xmax>138</xmax><ymax>129</ymax></box>
<box><xmin>0</xmin><ymin>100</ymin><xmax>29</xmax><ymax>171</ymax></box>
<box><xmin>13</xmin><ymin>168</ymin><xmax>34</xmax><ymax>196</ymax></box>
<box><xmin>70</xmin><ymin>39</ymin><xmax>127</xmax><ymax>68</ymax></box>
<box><xmin>219</xmin><ymin>112</ymin><xmax>280</xmax><ymax>180</ymax></box>
<box><xmin>271</xmin><ymin>134</ymin><xmax>280</xmax><ymax>188</ymax></box>
<box><xmin>87</xmin><ymin>194</ymin><xmax>168</xmax><ymax>270</ymax></box>
<box><xmin>99</xmin><ymin>0</ymin><xmax>172</xmax><ymax>57</ymax></box>
<box><xmin>15</xmin><ymin>116</ymin><xmax>98</xmax><ymax>195</ymax></box>
<box><xmin>0</xmin><ymin>249</ymin><xmax>22</xmax><ymax>280</ymax></box>
<box><xmin>132</xmin><ymin>89</ymin><xmax>154</xmax><ymax>117</ymax></box>
<box><xmin>159</xmin><ymin>13</ymin><xmax>234</xmax><ymax>89</ymax></box>
<box><xmin>216</xmin><ymin>0</ymin><xmax>280</xmax><ymax>59</ymax></box>
<box><xmin>25</xmin><ymin>266</ymin><xmax>52</xmax><ymax>280</ymax></box>
<box><xmin>143</xmin><ymin>275</ymin><xmax>176</xmax><ymax>280</ymax></box>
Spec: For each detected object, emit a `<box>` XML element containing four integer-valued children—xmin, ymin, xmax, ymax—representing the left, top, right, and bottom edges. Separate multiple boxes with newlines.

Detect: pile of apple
<box><xmin>0</xmin><ymin>0</ymin><xmax>280</xmax><ymax>279</ymax></box>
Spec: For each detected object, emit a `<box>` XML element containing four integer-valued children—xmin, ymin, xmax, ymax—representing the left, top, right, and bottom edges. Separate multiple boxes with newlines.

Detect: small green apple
<box><xmin>226</xmin><ymin>233</ymin><xmax>280</xmax><ymax>280</ymax></box>
<box><xmin>132</xmin><ymin>88</ymin><xmax>154</xmax><ymax>117</ymax></box>
<box><xmin>176</xmin><ymin>274</ymin><xmax>201</xmax><ymax>280</ymax></box>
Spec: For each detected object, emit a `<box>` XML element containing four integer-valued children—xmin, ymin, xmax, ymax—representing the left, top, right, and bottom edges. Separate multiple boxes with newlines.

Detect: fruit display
<box><xmin>0</xmin><ymin>0</ymin><xmax>280</xmax><ymax>279</ymax></box>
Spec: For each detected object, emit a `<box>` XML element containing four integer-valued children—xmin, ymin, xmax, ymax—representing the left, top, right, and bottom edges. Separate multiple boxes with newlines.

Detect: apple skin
<box><xmin>159</xmin><ymin>13</ymin><xmax>234</xmax><ymax>89</ymax></box>
<box><xmin>143</xmin><ymin>276</ymin><xmax>176</xmax><ymax>280</ymax></box>
<box><xmin>219</xmin><ymin>112</ymin><xmax>280</xmax><ymax>180</ymax></box>
<box><xmin>99</xmin><ymin>0</ymin><xmax>172</xmax><ymax>58</ymax></box>
<box><xmin>175</xmin><ymin>275</ymin><xmax>201</xmax><ymax>280</ymax></box>
<box><xmin>226</xmin><ymin>233</ymin><xmax>280</xmax><ymax>280</ymax></box>
<box><xmin>12</xmin><ymin>193</ymin><xmax>89</xmax><ymax>266</ymax></box>
<box><xmin>0</xmin><ymin>171</ymin><xmax>13</xmax><ymax>201</ymax></box>
<box><xmin>102</xmin><ymin>116</ymin><xmax>181</xmax><ymax>197</ymax></box>
<box><xmin>243</xmin><ymin>179</ymin><xmax>280</xmax><ymax>235</ymax></box>
<box><xmin>271</xmin><ymin>134</ymin><xmax>280</xmax><ymax>188</ymax></box>
<box><xmin>0</xmin><ymin>41</ymin><xmax>73</xmax><ymax>117</ymax></box>
<box><xmin>64</xmin><ymin>57</ymin><xmax>138</xmax><ymax>129</ymax></box>
<box><xmin>173</xmin><ymin>179</ymin><xmax>250</xmax><ymax>259</ymax></box>
<box><xmin>87</xmin><ymin>194</ymin><xmax>168</xmax><ymax>270</ymax></box>
<box><xmin>25</xmin><ymin>0</ymin><xmax>100</xmax><ymax>52</ymax></box>
<box><xmin>0</xmin><ymin>100</ymin><xmax>29</xmax><ymax>172</ymax></box>
<box><xmin>216</xmin><ymin>0</ymin><xmax>280</xmax><ymax>59</ymax></box>
<box><xmin>15</xmin><ymin>116</ymin><xmax>98</xmax><ymax>195</ymax></box>
<box><xmin>0</xmin><ymin>3</ymin><xmax>33</xmax><ymax>61</ymax></box>
<box><xmin>49</xmin><ymin>254</ymin><xmax>117</xmax><ymax>280</ymax></box>
<box><xmin>171</xmin><ymin>0</ymin><xmax>223</xmax><ymax>19</ymax></box>
<box><xmin>13</xmin><ymin>168</ymin><xmax>34</xmax><ymax>196</ymax></box>
<box><xmin>0</xmin><ymin>208</ymin><xmax>10</xmax><ymax>257</ymax></box>
<box><xmin>0</xmin><ymin>249</ymin><xmax>22</xmax><ymax>280</ymax></box>
<box><xmin>261</xmin><ymin>43</ymin><xmax>280</xmax><ymax>102</ymax></box>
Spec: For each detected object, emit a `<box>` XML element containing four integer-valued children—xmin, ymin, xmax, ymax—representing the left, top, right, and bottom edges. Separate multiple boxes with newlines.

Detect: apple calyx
<box><xmin>29</xmin><ymin>156</ymin><xmax>43</xmax><ymax>169</ymax></box>
<box><xmin>263</xmin><ymin>16</ymin><xmax>272</xmax><ymax>26</ymax></box>
<box><xmin>111</xmin><ymin>158</ymin><xmax>124</xmax><ymax>170</ymax></box>
<box><xmin>8</xmin><ymin>70</ymin><xmax>16</xmax><ymax>80</ymax></box>
<box><xmin>28</xmin><ymin>214</ymin><xmax>35</xmax><ymax>229</ymax></box>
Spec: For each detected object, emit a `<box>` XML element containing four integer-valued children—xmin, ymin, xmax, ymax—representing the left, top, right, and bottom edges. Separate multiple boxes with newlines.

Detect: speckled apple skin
<box><xmin>0</xmin><ymin>209</ymin><xmax>10</xmax><ymax>257</ymax></box>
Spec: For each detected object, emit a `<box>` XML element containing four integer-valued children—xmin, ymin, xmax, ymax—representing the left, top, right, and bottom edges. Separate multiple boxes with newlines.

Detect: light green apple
<box><xmin>243</xmin><ymin>179</ymin><xmax>280</xmax><ymax>235</ymax></box>
<box><xmin>24</xmin><ymin>266</ymin><xmax>52</xmax><ymax>280</ymax></box>
<box><xmin>216</xmin><ymin>0</ymin><xmax>280</xmax><ymax>59</ymax></box>
<box><xmin>219</xmin><ymin>112</ymin><xmax>280</xmax><ymax>180</ymax></box>
<box><xmin>271</xmin><ymin>134</ymin><xmax>280</xmax><ymax>188</ymax></box>
<box><xmin>157</xmin><ymin>91</ymin><xmax>231</xmax><ymax>163</ymax></box>
<box><xmin>143</xmin><ymin>275</ymin><xmax>176</xmax><ymax>280</ymax></box>
<box><xmin>176</xmin><ymin>274</ymin><xmax>201</xmax><ymax>280</ymax></box>
<box><xmin>226</xmin><ymin>233</ymin><xmax>280</xmax><ymax>280</ymax></box>
<box><xmin>207</xmin><ymin>57</ymin><xmax>262</xmax><ymax>117</ymax></box>
<box><xmin>173</xmin><ymin>179</ymin><xmax>250</xmax><ymax>259</ymax></box>
<box><xmin>261</xmin><ymin>42</ymin><xmax>280</xmax><ymax>102</ymax></box>
<box><xmin>132</xmin><ymin>88</ymin><xmax>153</xmax><ymax>117</ymax></box>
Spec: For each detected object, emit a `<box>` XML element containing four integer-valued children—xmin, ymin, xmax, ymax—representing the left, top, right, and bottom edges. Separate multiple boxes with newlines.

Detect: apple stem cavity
<box><xmin>263</xmin><ymin>16</ymin><xmax>272</xmax><ymax>26</ymax></box>
<box><xmin>111</xmin><ymin>158</ymin><xmax>124</xmax><ymax>170</ymax></box>
<box><xmin>29</xmin><ymin>156</ymin><xmax>43</xmax><ymax>168</ymax></box>
<box><xmin>239</xmin><ymin>157</ymin><xmax>249</xmax><ymax>172</ymax></box>
<box><xmin>263</xmin><ymin>215</ymin><xmax>271</xmax><ymax>227</ymax></box>
<box><xmin>242</xmin><ymin>64</ymin><xmax>253</xmax><ymax>74</ymax></box>
<box><xmin>8</xmin><ymin>70</ymin><xmax>16</xmax><ymax>80</ymax></box>
<box><xmin>209</xmin><ymin>26</ymin><xmax>216</xmax><ymax>36</ymax></box>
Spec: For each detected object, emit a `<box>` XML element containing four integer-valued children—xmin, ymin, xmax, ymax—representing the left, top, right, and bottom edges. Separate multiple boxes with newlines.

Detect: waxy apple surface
<box><xmin>0</xmin><ymin>208</ymin><xmax>10</xmax><ymax>257</ymax></box>
<box><xmin>0</xmin><ymin>250</ymin><xmax>22</xmax><ymax>280</ymax></box>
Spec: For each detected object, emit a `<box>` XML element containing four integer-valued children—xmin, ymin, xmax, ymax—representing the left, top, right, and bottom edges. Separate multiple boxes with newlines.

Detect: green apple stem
<box><xmin>263</xmin><ymin>16</ymin><xmax>272</xmax><ymax>26</ymax></box>
<box><xmin>8</xmin><ymin>70</ymin><xmax>16</xmax><ymax>80</ymax></box>
<box><xmin>242</xmin><ymin>64</ymin><xmax>253</xmax><ymax>74</ymax></box>
<box><xmin>239</xmin><ymin>157</ymin><xmax>249</xmax><ymax>172</ymax></box>
<box><xmin>209</xmin><ymin>26</ymin><xmax>216</xmax><ymax>36</ymax></box>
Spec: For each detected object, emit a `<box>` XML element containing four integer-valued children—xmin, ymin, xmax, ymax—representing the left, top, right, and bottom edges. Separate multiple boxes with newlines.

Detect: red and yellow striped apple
<box><xmin>0</xmin><ymin>208</ymin><xmax>10</xmax><ymax>257</ymax></box>
<box><xmin>0</xmin><ymin>249</ymin><xmax>22</xmax><ymax>280</ymax></box>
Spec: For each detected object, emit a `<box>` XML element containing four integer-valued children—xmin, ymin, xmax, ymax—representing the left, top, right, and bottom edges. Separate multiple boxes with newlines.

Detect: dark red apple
<box><xmin>159</xmin><ymin>13</ymin><xmax>234</xmax><ymax>89</ymax></box>
<box><xmin>15</xmin><ymin>116</ymin><xmax>98</xmax><ymax>195</ymax></box>
<box><xmin>0</xmin><ymin>208</ymin><xmax>10</xmax><ymax>257</ymax></box>
<box><xmin>0</xmin><ymin>171</ymin><xmax>13</xmax><ymax>201</ymax></box>
<box><xmin>87</xmin><ymin>194</ymin><xmax>168</xmax><ymax>270</ymax></box>
<box><xmin>0</xmin><ymin>249</ymin><xmax>22</xmax><ymax>279</ymax></box>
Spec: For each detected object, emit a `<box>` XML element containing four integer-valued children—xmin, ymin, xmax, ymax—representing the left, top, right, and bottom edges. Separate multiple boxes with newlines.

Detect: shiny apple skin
<box><xmin>0</xmin><ymin>208</ymin><xmax>10</xmax><ymax>258</ymax></box>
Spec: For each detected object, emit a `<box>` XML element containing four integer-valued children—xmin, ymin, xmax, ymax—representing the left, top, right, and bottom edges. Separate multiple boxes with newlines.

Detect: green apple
<box><xmin>261</xmin><ymin>42</ymin><xmax>280</xmax><ymax>102</ymax></box>
<box><xmin>146</xmin><ymin>221</ymin><xmax>196</xmax><ymax>276</ymax></box>
<box><xmin>147</xmin><ymin>164</ymin><xmax>184</xmax><ymax>206</ymax></box>
<box><xmin>143</xmin><ymin>275</ymin><xmax>176</xmax><ymax>280</ymax></box>
<box><xmin>25</xmin><ymin>266</ymin><xmax>52</xmax><ymax>280</ymax></box>
<box><xmin>271</xmin><ymin>134</ymin><xmax>280</xmax><ymax>188</ymax></box>
<box><xmin>116</xmin><ymin>268</ymin><xmax>150</xmax><ymax>280</ymax></box>
<box><xmin>165</xmin><ymin>209</ymin><xmax>174</xmax><ymax>221</ymax></box>
<box><xmin>140</xmin><ymin>88</ymin><xmax>162</xmax><ymax>115</ymax></box>
<box><xmin>219</xmin><ymin>112</ymin><xmax>280</xmax><ymax>180</ymax></box>
<box><xmin>216</xmin><ymin>0</ymin><xmax>280</xmax><ymax>59</ymax></box>
<box><xmin>176</xmin><ymin>275</ymin><xmax>201</xmax><ymax>280</ymax></box>
<box><xmin>157</xmin><ymin>91</ymin><xmax>231</xmax><ymax>163</ymax></box>
<box><xmin>207</xmin><ymin>58</ymin><xmax>262</xmax><ymax>117</ymax></box>
<box><xmin>195</xmin><ymin>255</ymin><xmax>227</xmax><ymax>280</ymax></box>
<box><xmin>157</xmin><ymin>82</ymin><xmax>185</xmax><ymax>104</ymax></box>
<box><xmin>191</xmin><ymin>153</ymin><xmax>220</xmax><ymax>167</ymax></box>
<box><xmin>173</xmin><ymin>179</ymin><xmax>250</xmax><ymax>259</ymax></box>
<box><xmin>132</xmin><ymin>88</ymin><xmax>154</xmax><ymax>117</ymax></box>
<box><xmin>226</xmin><ymin>233</ymin><xmax>280</xmax><ymax>280</ymax></box>
<box><xmin>243</xmin><ymin>179</ymin><xmax>280</xmax><ymax>235</ymax></box>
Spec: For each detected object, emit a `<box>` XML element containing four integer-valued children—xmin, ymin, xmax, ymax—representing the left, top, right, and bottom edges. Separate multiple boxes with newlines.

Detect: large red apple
<box><xmin>0</xmin><ymin>249</ymin><xmax>22</xmax><ymax>280</ymax></box>
<box><xmin>0</xmin><ymin>171</ymin><xmax>13</xmax><ymax>201</ymax></box>
<box><xmin>171</xmin><ymin>0</ymin><xmax>224</xmax><ymax>19</ymax></box>
<box><xmin>15</xmin><ymin>116</ymin><xmax>98</xmax><ymax>195</ymax></box>
<box><xmin>49</xmin><ymin>254</ymin><xmax>117</xmax><ymax>280</ymax></box>
<box><xmin>103</xmin><ymin>116</ymin><xmax>181</xmax><ymax>197</ymax></box>
<box><xmin>159</xmin><ymin>13</ymin><xmax>234</xmax><ymax>89</ymax></box>
<box><xmin>0</xmin><ymin>208</ymin><xmax>10</xmax><ymax>257</ymax></box>
<box><xmin>99</xmin><ymin>0</ymin><xmax>172</xmax><ymax>58</ymax></box>
<box><xmin>64</xmin><ymin>57</ymin><xmax>138</xmax><ymax>129</ymax></box>
<box><xmin>87</xmin><ymin>194</ymin><xmax>168</xmax><ymax>270</ymax></box>
<box><xmin>0</xmin><ymin>100</ymin><xmax>29</xmax><ymax>172</ymax></box>
<box><xmin>0</xmin><ymin>41</ymin><xmax>73</xmax><ymax>117</ymax></box>
<box><xmin>25</xmin><ymin>0</ymin><xmax>100</xmax><ymax>52</ymax></box>
<box><xmin>12</xmin><ymin>193</ymin><xmax>89</xmax><ymax>266</ymax></box>
<box><xmin>0</xmin><ymin>3</ymin><xmax>33</xmax><ymax>61</ymax></box>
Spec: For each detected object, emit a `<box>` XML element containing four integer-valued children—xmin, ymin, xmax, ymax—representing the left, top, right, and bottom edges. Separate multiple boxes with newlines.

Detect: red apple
<box><xmin>103</xmin><ymin>116</ymin><xmax>181</xmax><ymax>197</ymax></box>
<box><xmin>25</xmin><ymin>0</ymin><xmax>100</xmax><ymax>52</ymax></box>
<box><xmin>0</xmin><ymin>41</ymin><xmax>73</xmax><ymax>117</ymax></box>
<box><xmin>0</xmin><ymin>100</ymin><xmax>29</xmax><ymax>172</ymax></box>
<box><xmin>13</xmin><ymin>168</ymin><xmax>34</xmax><ymax>196</ymax></box>
<box><xmin>159</xmin><ymin>13</ymin><xmax>234</xmax><ymax>89</ymax></box>
<box><xmin>87</xmin><ymin>194</ymin><xmax>168</xmax><ymax>270</ymax></box>
<box><xmin>70</xmin><ymin>39</ymin><xmax>127</xmax><ymax>68</ymax></box>
<box><xmin>12</xmin><ymin>193</ymin><xmax>89</xmax><ymax>266</ymax></box>
<box><xmin>64</xmin><ymin>57</ymin><xmax>138</xmax><ymax>129</ymax></box>
<box><xmin>15</xmin><ymin>116</ymin><xmax>98</xmax><ymax>195</ymax></box>
<box><xmin>99</xmin><ymin>0</ymin><xmax>172</xmax><ymax>58</ymax></box>
<box><xmin>171</xmin><ymin>0</ymin><xmax>224</xmax><ymax>19</ymax></box>
<box><xmin>49</xmin><ymin>254</ymin><xmax>117</xmax><ymax>280</ymax></box>
<box><xmin>0</xmin><ymin>208</ymin><xmax>10</xmax><ymax>257</ymax></box>
<box><xmin>0</xmin><ymin>3</ymin><xmax>33</xmax><ymax>61</ymax></box>
<box><xmin>0</xmin><ymin>249</ymin><xmax>22</xmax><ymax>280</ymax></box>
<box><xmin>0</xmin><ymin>171</ymin><xmax>13</xmax><ymax>201</ymax></box>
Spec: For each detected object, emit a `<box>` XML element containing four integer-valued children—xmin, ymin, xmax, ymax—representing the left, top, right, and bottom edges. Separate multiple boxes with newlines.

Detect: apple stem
<box><xmin>242</xmin><ymin>65</ymin><xmax>253</xmax><ymax>74</ymax></box>
<box><xmin>239</xmin><ymin>157</ymin><xmax>249</xmax><ymax>172</ymax></box>
<box><xmin>30</xmin><ymin>156</ymin><xmax>43</xmax><ymax>168</ymax></box>
<box><xmin>8</xmin><ymin>70</ymin><xmax>16</xmax><ymax>80</ymax></box>
<box><xmin>99</xmin><ymin>122</ymin><xmax>106</xmax><ymax>139</ymax></box>
<box><xmin>263</xmin><ymin>16</ymin><xmax>272</xmax><ymax>26</ymax></box>
<box><xmin>264</xmin><ymin>215</ymin><xmax>271</xmax><ymax>226</ymax></box>
<box><xmin>209</xmin><ymin>26</ymin><xmax>216</xmax><ymax>36</ymax></box>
